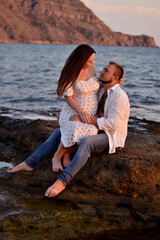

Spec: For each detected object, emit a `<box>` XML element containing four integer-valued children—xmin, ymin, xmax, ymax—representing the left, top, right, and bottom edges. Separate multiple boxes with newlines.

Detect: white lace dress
<box><xmin>59</xmin><ymin>76</ymin><xmax>100</xmax><ymax>147</ymax></box>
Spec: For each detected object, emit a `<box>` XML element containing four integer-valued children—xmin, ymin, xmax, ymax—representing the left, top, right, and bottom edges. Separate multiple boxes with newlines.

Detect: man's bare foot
<box><xmin>52</xmin><ymin>155</ymin><xmax>64</xmax><ymax>172</ymax></box>
<box><xmin>45</xmin><ymin>180</ymin><xmax>66</xmax><ymax>198</ymax></box>
<box><xmin>62</xmin><ymin>153</ymin><xmax>71</xmax><ymax>168</ymax></box>
<box><xmin>7</xmin><ymin>162</ymin><xmax>33</xmax><ymax>173</ymax></box>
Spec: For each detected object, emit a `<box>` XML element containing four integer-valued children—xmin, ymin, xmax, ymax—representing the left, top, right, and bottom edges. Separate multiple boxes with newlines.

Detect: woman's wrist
<box><xmin>79</xmin><ymin>111</ymin><xmax>85</xmax><ymax>115</ymax></box>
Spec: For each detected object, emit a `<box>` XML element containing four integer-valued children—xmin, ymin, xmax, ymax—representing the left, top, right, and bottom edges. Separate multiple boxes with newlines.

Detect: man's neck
<box><xmin>104</xmin><ymin>85</ymin><xmax>110</xmax><ymax>91</ymax></box>
<box><xmin>104</xmin><ymin>82</ymin><xmax>118</xmax><ymax>91</ymax></box>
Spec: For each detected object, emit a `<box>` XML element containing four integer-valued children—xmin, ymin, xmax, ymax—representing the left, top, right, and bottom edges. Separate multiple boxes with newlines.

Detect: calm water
<box><xmin>0</xmin><ymin>43</ymin><xmax>160</xmax><ymax>122</ymax></box>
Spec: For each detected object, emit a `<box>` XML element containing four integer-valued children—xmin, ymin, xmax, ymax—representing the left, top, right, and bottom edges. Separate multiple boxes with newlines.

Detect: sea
<box><xmin>0</xmin><ymin>43</ymin><xmax>160</xmax><ymax>123</ymax></box>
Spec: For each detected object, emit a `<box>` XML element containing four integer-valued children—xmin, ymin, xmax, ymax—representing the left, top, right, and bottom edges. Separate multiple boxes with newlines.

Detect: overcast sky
<box><xmin>82</xmin><ymin>0</ymin><xmax>160</xmax><ymax>46</ymax></box>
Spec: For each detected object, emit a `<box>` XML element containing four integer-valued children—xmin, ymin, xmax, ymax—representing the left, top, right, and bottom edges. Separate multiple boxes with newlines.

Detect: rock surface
<box><xmin>0</xmin><ymin>0</ymin><xmax>157</xmax><ymax>47</ymax></box>
<box><xmin>0</xmin><ymin>116</ymin><xmax>160</xmax><ymax>239</ymax></box>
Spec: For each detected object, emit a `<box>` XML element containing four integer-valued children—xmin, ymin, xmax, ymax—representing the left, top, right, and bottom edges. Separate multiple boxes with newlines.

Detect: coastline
<box><xmin>0</xmin><ymin>41</ymin><xmax>159</xmax><ymax>47</ymax></box>
<box><xmin>0</xmin><ymin>116</ymin><xmax>160</xmax><ymax>239</ymax></box>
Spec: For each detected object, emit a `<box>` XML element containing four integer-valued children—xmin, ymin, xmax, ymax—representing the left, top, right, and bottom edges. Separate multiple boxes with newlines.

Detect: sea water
<box><xmin>0</xmin><ymin>43</ymin><xmax>160</xmax><ymax>122</ymax></box>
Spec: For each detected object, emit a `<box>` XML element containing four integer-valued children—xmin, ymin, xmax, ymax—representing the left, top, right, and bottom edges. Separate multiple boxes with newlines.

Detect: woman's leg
<box><xmin>62</xmin><ymin>144</ymin><xmax>78</xmax><ymax>168</ymax></box>
<box><xmin>7</xmin><ymin>162</ymin><xmax>33</xmax><ymax>173</ymax></box>
<box><xmin>52</xmin><ymin>142</ymin><xmax>66</xmax><ymax>172</ymax></box>
<box><xmin>52</xmin><ymin>143</ymin><xmax>78</xmax><ymax>171</ymax></box>
<box><xmin>7</xmin><ymin>128</ymin><xmax>61</xmax><ymax>173</ymax></box>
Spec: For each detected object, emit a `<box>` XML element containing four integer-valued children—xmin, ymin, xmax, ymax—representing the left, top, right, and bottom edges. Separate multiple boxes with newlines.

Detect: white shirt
<box><xmin>97</xmin><ymin>84</ymin><xmax>130</xmax><ymax>154</ymax></box>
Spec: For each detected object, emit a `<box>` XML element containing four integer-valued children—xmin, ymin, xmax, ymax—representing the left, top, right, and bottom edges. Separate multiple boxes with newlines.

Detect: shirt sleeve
<box><xmin>97</xmin><ymin>117</ymin><xmax>105</xmax><ymax>129</ymax></box>
<box><xmin>63</xmin><ymin>85</ymin><xmax>74</xmax><ymax>96</ymax></box>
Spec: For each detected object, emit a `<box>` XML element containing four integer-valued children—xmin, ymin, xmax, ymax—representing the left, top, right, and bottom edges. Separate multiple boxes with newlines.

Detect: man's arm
<box><xmin>70</xmin><ymin>91</ymin><xmax>129</xmax><ymax>130</ymax></box>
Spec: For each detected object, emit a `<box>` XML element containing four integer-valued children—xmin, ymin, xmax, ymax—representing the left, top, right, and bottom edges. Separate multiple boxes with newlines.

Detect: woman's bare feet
<box><xmin>7</xmin><ymin>162</ymin><xmax>33</xmax><ymax>173</ymax></box>
<box><xmin>62</xmin><ymin>153</ymin><xmax>71</xmax><ymax>168</ymax></box>
<box><xmin>45</xmin><ymin>180</ymin><xmax>66</xmax><ymax>198</ymax></box>
<box><xmin>52</xmin><ymin>155</ymin><xmax>64</xmax><ymax>172</ymax></box>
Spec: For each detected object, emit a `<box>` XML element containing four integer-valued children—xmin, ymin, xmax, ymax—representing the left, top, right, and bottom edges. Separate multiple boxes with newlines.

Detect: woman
<box><xmin>52</xmin><ymin>44</ymin><xmax>100</xmax><ymax>172</ymax></box>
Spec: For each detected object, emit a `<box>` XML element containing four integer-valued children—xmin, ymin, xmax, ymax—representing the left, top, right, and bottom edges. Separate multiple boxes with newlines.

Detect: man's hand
<box><xmin>89</xmin><ymin>118</ymin><xmax>98</xmax><ymax>127</ymax></box>
<box><xmin>119</xmin><ymin>78</ymin><xmax>123</xmax><ymax>86</ymax></box>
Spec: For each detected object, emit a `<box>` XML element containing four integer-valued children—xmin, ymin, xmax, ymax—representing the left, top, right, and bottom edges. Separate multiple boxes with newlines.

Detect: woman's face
<box><xmin>83</xmin><ymin>53</ymin><xmax>95</xmax><ymax>69</ymax></box>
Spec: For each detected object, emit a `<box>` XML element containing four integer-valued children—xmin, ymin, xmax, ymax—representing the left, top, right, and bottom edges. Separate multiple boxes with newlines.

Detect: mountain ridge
<box><xmin>0</xmin><ymin>0</ymin><xmax>157</xmax><ymax>47</ymax></box>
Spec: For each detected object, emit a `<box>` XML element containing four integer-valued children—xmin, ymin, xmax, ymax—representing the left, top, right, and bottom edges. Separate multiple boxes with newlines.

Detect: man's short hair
<box><xmin>109</xmin><ymin>61</ymin><xmax>124</xmax><ymax>80</ymax></box>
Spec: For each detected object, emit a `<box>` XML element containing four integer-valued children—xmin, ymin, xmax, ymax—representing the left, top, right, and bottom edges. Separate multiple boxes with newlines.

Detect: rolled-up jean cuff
<box><xmin>57</xmin><ymin>176</ymin><xmax>68</xmax><ymax>186</ymax></box>
<box><xmin>24</xmin><ymin>158</ymin><xmax>36</xmax><ymax>168</ymax></box>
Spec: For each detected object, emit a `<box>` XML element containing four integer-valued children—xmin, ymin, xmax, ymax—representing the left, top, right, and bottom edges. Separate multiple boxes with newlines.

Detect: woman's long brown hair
<box><xmin>57</xmin><ymin>44</ymin><xmax>96</xmax><ymax>97</ymax></box>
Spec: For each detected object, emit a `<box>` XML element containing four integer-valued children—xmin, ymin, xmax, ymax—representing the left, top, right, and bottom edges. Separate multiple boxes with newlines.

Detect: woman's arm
<box><xmin>65</xmin><ymin>96</ymin><xmax>94</xmax><ymax>123</ymax></box>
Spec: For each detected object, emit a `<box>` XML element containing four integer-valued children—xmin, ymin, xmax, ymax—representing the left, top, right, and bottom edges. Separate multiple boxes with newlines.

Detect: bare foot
<box><xmin>7</xmin><ymin>162</ymin><xmax>33</xmax><ymax>173</ymax></box>
<box><xmin>45</xmin><ymin>180</ymin><xmax>66</xmax><ymax>198</ymax></box>
<box><xmin>62</xmin><ymin>153</ymin><xmax>71</xmax><ymax>168</ymax></box>
<box><xmin>52</xmin><ymin>155</ymin><xmax>64</xmax><ymax>172</ymax></box>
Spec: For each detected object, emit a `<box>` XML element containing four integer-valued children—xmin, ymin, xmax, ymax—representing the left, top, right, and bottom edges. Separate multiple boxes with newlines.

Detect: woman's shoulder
<box><xmin>74</xmin><ymin>76</ymin><xmax>98</xmax><ymax>83</ymax></box>
<box><xmin>89</xmin><ymin>76</ymin><xmax>100</xmax><ymax>85</ymax></box>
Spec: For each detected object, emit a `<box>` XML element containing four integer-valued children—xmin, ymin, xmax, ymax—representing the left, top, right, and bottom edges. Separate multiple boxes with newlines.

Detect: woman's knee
<box><xmin>48</xmin><ymin>128</ymin><xmax>61</xmax><ymax>142</ymax></box>
<box><xmin>53</xmin><ymin>128</ymin><xmax>60</xmax><ymax>134</ymax></box>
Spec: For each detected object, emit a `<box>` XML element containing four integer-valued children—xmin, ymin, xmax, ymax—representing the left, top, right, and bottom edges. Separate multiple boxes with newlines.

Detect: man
<box><xmin>44</xmin><ymin>62</ymin><xmax>130</xmax><ymax>197</ymax></box>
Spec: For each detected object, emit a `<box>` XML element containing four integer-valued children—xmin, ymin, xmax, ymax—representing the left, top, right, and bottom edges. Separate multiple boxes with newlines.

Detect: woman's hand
<box><xmin>70</xmin><ymin>114</ymin><xmax>97</xmax><ymax>127</ymax></box>
<box><xmin>79</xmin><ymin>112</ymin><xmax>94</xmax><ymax>123</ymax></box>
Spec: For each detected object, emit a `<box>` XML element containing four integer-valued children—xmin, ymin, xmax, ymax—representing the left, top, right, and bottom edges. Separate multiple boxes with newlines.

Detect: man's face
<box><xmin>99</xmin><ymin>64</ymin><xmax>116</xmax><ymax>85</ymax></box>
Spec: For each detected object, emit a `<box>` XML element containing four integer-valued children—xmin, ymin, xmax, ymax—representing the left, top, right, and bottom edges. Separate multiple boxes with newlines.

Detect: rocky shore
<box><xmin>0</xmin><ymin>116</ymin><xmax>160</xmax><ymax>239</ymax></box>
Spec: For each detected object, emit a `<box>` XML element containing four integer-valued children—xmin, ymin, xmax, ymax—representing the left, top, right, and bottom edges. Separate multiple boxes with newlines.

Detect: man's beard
<box><xmin>99</xmin><ymin>79</ymin><xmax>113</xmax><ymax>84</ymax></box>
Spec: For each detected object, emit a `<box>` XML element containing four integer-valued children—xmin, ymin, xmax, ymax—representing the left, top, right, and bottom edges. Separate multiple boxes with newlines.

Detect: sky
<box><xmin>82</xmin><ymin>0</ymin><xmax>160</xmax><ymax>46</ymax></box>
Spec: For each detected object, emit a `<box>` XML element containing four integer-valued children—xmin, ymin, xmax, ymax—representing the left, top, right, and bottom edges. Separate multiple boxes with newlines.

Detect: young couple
<box><xmin>7</xmin><ymin>44</ymin><xmax>130</xmax><ymax>198</ymax></box>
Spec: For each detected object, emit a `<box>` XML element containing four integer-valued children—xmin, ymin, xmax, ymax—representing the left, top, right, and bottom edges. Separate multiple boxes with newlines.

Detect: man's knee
<box><xmin>80</xmin><ymin>136</ymin><xmax>94</xmax><ymax>151</ymax></box>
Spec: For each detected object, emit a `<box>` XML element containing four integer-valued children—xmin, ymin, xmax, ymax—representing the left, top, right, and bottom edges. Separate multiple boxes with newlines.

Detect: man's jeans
<box><xmin>25</xmin><ymin>128</ymin><xmax>109</xmax><ymax>185</ymax></box>
<box><xmin>58</xmin><ymin>132</ymin><xmax>109</xmax><ymax>185</ymax></box>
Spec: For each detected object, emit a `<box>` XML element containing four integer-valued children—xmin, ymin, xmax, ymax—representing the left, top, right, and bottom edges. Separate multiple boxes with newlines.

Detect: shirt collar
<box><xmin>108</xmin><ymin>83</ymin><xmax>119</xmax><ymax>93</ymax></box>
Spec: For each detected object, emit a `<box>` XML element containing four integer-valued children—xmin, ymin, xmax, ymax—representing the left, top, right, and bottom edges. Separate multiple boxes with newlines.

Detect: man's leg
<box><xmin>45</xmin><ymin>133</ymin><xmax>109</xmax><ymax>197</ymax></box>
<box><xmin>7</xmin><ymin>128</ymin><xmax>61</xmax><ymax>173</ymax></box>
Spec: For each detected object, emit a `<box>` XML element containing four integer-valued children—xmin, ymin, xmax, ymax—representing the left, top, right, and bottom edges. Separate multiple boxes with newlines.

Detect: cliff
<box><xmin>0</xmin><ymin>0</ymin><xmax>157</xmax><ymax>47</ymax></box>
